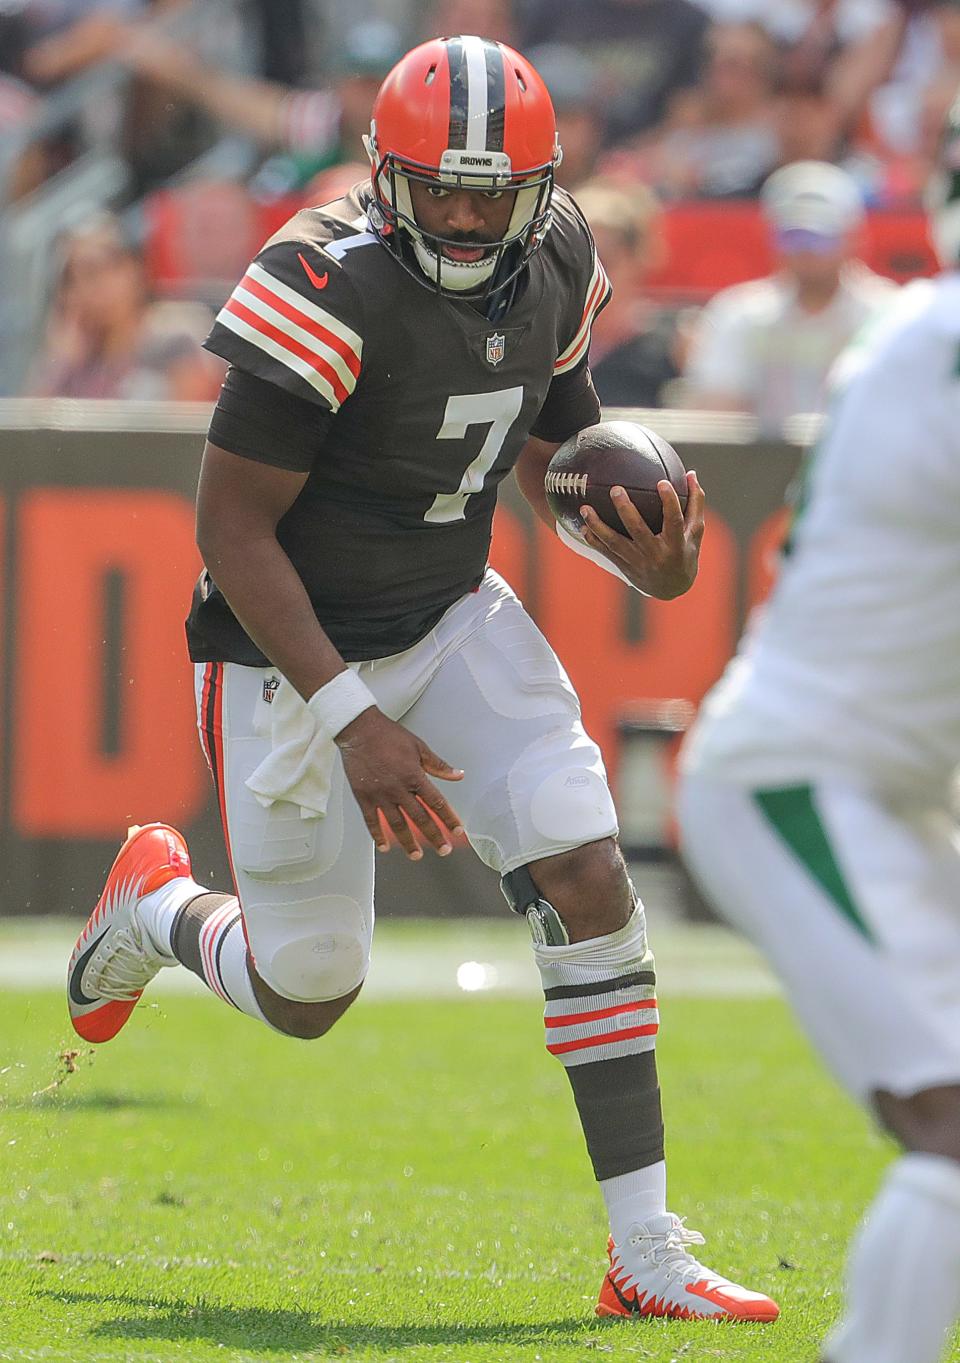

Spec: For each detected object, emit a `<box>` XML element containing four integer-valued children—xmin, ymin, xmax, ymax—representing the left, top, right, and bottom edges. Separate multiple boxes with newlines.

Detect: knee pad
<box><xmin>254</xmin><ymin>895</ymin><xmax>370</xmax><ymax>1003</ymax></box>
<box><xmin>528</xmin><ymin>764</ymin><xmax>617</xmax><ymax>848</ymax></box>
<box><xmin>501</xmin><ymin>863</ymin><xmax>570</xmax><ymax>946</ymax></box>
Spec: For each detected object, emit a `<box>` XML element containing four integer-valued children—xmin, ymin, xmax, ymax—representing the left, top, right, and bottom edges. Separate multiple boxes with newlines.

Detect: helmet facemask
<box><xmin>365</xmin><ymin>132</ymin><xmax>559</xmax><ymax>300</ymax></box>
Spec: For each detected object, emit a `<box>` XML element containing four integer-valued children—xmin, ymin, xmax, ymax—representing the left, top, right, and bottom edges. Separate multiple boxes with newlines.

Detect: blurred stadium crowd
<box><xmin>1</xmin><ymin>0</ymin><xmax>954</xmax><ymax>429</ymax></box>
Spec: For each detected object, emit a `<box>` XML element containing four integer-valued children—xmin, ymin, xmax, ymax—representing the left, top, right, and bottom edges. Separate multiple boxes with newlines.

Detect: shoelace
<box><xmin>89</xmin><ymin>925</ymin><xmax>155</xmax><ymax>998</ymax></box>
<box><xmin>627</xmin><ymin>1219</ymin><xmax>708</xmax><ymax>1283</ymax></box>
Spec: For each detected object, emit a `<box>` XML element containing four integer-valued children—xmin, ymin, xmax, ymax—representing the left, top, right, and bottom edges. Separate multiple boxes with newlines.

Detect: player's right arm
<box><xmin>197</xmin><ymin>236</ymin><xmax>463</xmax><ymax>860</ymax></box>
<box><xmin>196</xmin><ymin>435</ymin><xmax>463</xmax><ymax>861</ymax></box>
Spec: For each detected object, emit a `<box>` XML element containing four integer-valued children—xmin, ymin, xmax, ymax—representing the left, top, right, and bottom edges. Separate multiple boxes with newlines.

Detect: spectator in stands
<box><xmin>19</xmin><ymin>0</ymin><xmax>153</xmax><ymax>86</ymax></box>
<box><xmin>698</xmin><ymin>0</ymin><xmax>908</xmax><ymax>154</ymax></box>
<box><xmin>869</xmin><ymin>0</ymin><xmax>960</xmax><ymax>202</ymax></box>
<box><xmin>28</xmin><ymin>213</ymin><xmax>222</xmax><ymax>400</ymax></box>
<box><xmin>527</xmin><ymin>44</ymin><xmax>605</xmax><ymax>189</ymax></box>
<box><xmin>422</xmin><ymin>0</ymin><xmax>519</xmax><ymax>46</ymax></box>
<box><xmin>634</xmin><ymin>22</ymin><xmax>783</xmax><ymax>199</ymax></box>
<box><xmin>698</xmin><ymin>0</ymin><xmax>897</xmax><ymax>59</ymax></box>
<box><xmin>0</xmin><ymin>9</ymin><xmax>49</xmax><ymax>201</ymax></box>
<box><xmin>250</xmin><ymin>0</ymin><xmax>310</xmax><ymax>87</ymax></box>
<box><xmin>112</xmin><ymin>16</ymin><xmax>402</xmax><ymax>195</ymax></box>
<box><xmin>519</xmin><ymin>0</ymin><xmax>710</xmax><ymax>146</ymax></box>
<box><xmin>774</xmin><ymin>74</ymin><xmax>845</xmax><ymax>167</ymax></box>
<box><xmin>685</xmin><ymin>159</ymin><xmax>897</xmax><ymax>434</ymax></box>
<box><xmin>575</xmin><ymin>179</ymin><xmax>683</xmax><ymax>407</ymax></box>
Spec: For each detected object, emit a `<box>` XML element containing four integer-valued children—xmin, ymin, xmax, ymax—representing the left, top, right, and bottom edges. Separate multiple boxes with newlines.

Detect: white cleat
<box><xmin>596</xmin><ymin>1212</ymin><xmax>780</xmax><ymax>1321</ymax></box>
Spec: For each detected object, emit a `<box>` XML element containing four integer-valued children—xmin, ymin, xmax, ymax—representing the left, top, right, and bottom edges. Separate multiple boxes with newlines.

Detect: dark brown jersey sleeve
<box><xmin>207</xmin><ymin>366</ymin><xmax>332</xmax><ymax>472</ymax></box>
<box><xmin>552</xmin><ymin>204</ymin><xmax>613</xmax><ymax>380</ymax></box>
<box><xmin>529</xmin><ymin>357</ymin><xmax>602</xmax><ymax>443</ymax></box>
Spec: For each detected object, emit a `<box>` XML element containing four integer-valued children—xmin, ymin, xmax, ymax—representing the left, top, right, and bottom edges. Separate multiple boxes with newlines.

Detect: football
<box><xmin>544</xmin><ymin>420</ymin><xmax>688</xmax><ymax>537</ymax></box>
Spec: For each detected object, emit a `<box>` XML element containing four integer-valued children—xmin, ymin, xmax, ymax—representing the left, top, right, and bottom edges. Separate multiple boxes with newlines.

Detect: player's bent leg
<box><xmin>240</xmin><ymin>893</ymin><xmax>371</xmax><ymax>1038</ymax></box>
<box><xmin>247</xmin><ymin>968</ymin><xmax>363</xmax><ymax>1038</ymax></box>
<box><xmin>194</xmin><ymin>660</ymin><xmax>376</xmax><ymax>1039</ymax></box>
<box><xmin>156</xmin><ymin>879</ymin><xmax>368</xmax><ymax>1038</ymax></box>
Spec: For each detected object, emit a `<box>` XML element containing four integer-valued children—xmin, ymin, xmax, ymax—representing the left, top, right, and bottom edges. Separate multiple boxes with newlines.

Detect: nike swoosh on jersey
<box><xmin>297</xmin><ymin>252</ymin><xmax>329</xmax><ymax>289</ymax></box>
<box><xmin>69</xmin><ymin>928</ymin><xmax>109</xmax><ymax>1006</ymax></box>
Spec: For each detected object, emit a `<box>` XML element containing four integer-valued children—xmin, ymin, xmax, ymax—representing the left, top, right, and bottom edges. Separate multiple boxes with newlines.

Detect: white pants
<box><xmin>194</xmin><ymin>570</ymin><xmax>619</xmax><ymax>1002</ymax></box>
<box><xmin>677</xmin><ymin>773</ymin><xmax>960</xmax><ymax>1103</ymax></box>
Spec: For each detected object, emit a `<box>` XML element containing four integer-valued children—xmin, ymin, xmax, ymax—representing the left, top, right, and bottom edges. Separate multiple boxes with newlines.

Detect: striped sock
<box><xmin>534</xmin><ymin>904</ymin><xmax>665</xmax><ymax>1185</ymax></box>
<box><xmin>170</xmin><ymin>894</ymin><xmax>267</xmax><ymax>1023</ymax></box>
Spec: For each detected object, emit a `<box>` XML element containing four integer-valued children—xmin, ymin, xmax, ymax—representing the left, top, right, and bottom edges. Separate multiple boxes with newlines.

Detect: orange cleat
<box><xmin>67</xmin><ymin>823</ymin><xmax>191</xmax><ymax>1044</ymax></box>
<box><xmin>596</xmin><ymin>1216</ymin><xmax>780</xmax><ymax>1322</ymax></box>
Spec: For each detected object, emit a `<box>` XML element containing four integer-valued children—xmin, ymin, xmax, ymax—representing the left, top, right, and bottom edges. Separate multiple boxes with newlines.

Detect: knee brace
<box><xmin>501</xmin><ymin>863</ymin><xmax>570</xmax><ymax>946</ymax></box>
<box><xmin>253</xmin><ymin>895</ymin><xmax>370</xmax><ymax>1003</ymax></box>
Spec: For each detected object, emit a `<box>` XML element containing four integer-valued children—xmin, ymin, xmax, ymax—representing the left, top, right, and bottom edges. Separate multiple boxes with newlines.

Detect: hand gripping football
<box><xmin>544</xmin><ymin>420</ymin><xmax>688</xmax><ymax>536</ymax></box>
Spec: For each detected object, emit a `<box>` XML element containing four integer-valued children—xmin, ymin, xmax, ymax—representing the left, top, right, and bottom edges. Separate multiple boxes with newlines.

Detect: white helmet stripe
<box><xmin>462</xmin><ymin>34</ymin><xmax>489</xmax><ymax>152</ymax></box>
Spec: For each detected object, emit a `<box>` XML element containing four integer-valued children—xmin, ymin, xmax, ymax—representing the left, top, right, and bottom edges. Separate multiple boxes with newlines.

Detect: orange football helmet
<box><xmin>365</xmin><ymin>35</ymin><xmax>561</xmax><ymax>298</ymax></box>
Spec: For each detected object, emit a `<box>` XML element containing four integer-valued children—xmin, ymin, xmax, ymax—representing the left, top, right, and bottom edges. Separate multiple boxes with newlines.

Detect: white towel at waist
<box><xmin>245</xmin><ymin>678</ymin><xmax>337</xmax><ymax>819</ymax></box>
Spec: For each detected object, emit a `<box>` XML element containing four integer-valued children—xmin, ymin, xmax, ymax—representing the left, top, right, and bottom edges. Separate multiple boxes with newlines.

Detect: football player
<box><xmin>68</xmin><ymin>36</ymin><xmax>777</xmax><ymax>1323</ymax></box>
<box><xmin>678</xmin><ymin>95</ymin><xmax>960</xmax><ymax>1363</ymax></box>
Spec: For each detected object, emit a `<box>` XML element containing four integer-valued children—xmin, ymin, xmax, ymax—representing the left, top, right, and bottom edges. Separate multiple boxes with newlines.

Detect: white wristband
<box><xmin>556</xmin><ymin>521</ymin><xmax>647</xmax><ymax>594</ymax></box>
<box><xmin>307</xmin><ymin>669</ymin><xmax>376</xmax><ymax>741</ymax></box>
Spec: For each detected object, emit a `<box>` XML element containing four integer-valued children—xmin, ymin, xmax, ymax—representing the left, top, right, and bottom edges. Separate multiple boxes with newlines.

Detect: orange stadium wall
<box><xmin>0</xmin><ymin>414</ymin><xmax>800</xmax><ymax>918</ymax></box>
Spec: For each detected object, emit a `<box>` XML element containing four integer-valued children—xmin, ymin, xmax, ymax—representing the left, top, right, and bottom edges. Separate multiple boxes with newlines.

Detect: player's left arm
<box><xmin>580</xmin><ymin>468</ymin><xmax>705</xmax><ymax>600</ymax></box>
<box><xmin>515</xmin><ymin>432</ymin><xmax>705</xmax><ymax>600</ymax></box>
<box><xmin>518</xmin><ymin>198</ymin><xmax>704</xmax><ymax>597</ymax></box>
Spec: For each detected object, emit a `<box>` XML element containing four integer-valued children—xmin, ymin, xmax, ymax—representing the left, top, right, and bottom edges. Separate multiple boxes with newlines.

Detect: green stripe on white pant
<box><xmin>676</xmin><ymin>773</ymin><xmax>960</xmax><ymax>1104</ymax></box>
<box><xmin>752</xmin><ymin>784</ymin><xmax>874</xmax><ymax>943</ymax></box>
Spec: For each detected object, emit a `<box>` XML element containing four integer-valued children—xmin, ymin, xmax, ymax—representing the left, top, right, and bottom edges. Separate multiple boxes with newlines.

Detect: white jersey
<box><xmin>683</xmin><ymin>274</ymin><xmax>960</xmax><ymax>799</ymax></box>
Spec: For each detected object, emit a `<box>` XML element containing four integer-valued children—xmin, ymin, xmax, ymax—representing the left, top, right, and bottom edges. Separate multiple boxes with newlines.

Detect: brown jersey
<box><xmin>188</xmin><ymin>183</ymin><xmax>610</xmax><ymax>664</ymax></box>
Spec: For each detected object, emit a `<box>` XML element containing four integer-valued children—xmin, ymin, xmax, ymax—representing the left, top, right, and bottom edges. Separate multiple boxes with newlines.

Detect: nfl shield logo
<box><xmin>485</xmin><ymin>333</ymin><xmax>506</xmax><ymax>366</ymax></box>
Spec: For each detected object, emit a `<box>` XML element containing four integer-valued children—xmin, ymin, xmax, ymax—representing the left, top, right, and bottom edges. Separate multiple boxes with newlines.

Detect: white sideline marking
<box><xmin>0</xmin><ymin>914</ymin><xmax>779</xmax><ymax>999</ymax></box>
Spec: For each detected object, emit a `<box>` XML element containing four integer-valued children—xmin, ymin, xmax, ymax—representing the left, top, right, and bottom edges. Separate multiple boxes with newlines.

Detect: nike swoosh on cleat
<box><xmin>68</xmin><ymin>928</ymin><xmax>108</xmax><ymax>1007</ymax></box>
<box><xmin>297</xmin><ymin>252</ymin><xmax>328</xmax><ymax>289</ymax></box>
<box><xmin>609</xmin><ymin>1275</ymin><xmax>642</xmax><ymax>1315</ymax></box>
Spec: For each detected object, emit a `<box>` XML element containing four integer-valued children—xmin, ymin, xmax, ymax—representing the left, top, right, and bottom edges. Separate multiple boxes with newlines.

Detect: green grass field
<box><xmin>0</xmin><ymin>921</ymin><xmax>896</xmax><ymax>1363</ymax></box>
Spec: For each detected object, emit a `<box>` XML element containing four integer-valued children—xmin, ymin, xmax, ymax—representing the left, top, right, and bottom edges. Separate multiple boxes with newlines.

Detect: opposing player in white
<box><xmin>678</xmin><ymin>98</ymin><xmax>960</xmax><ymax>1363</ymax></box>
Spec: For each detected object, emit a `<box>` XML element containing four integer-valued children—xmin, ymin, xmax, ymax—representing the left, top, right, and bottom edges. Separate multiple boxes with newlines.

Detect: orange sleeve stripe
<box><xmin>223</xmin><ymin>297</ymin><xmax>351</xmax><ymax>406</ymax></box>
<box><xmin>239</xmin><ymin>273</ymin><xmax>361</xmax><ymax>377</ymax></box>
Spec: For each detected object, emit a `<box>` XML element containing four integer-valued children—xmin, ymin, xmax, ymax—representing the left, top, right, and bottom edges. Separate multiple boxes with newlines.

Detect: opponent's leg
<box><xmin>824</xmin><ymin>1144</ymin><xmax>960</xmax><ymax>1363</ymax></box>
<box><xmin>821</xmin><ymin>1085</ymin><xmax>960</xmax><ymax>1363</ymax></box>
<box><xmin>679</xmin><ymin>775</ymin><xmax>960</xmax><ymax>1360</ymax></box>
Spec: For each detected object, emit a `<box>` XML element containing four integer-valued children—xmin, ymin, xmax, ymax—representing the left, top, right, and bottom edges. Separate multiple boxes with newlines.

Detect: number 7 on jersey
<box><xmin>424</xmin><ymin>387</ymin><xmax>525</xmax><ymax>524</ymax></box>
